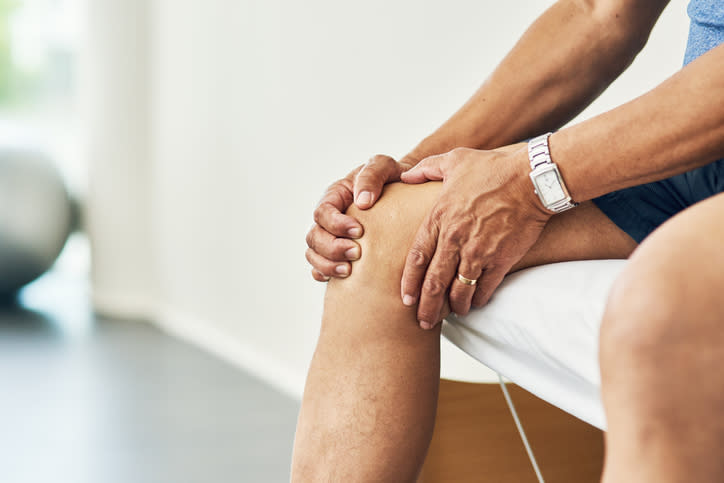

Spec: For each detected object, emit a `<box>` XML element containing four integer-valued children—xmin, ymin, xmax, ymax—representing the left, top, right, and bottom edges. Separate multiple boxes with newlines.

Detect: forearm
<box><xmin>553</xmin><ymin>42</ymin><xmax>724</xmax><ymax>202</ymax></box>
<box><xmin>407</xmin><ymin>0</ymin><xmax>668</xmax><ymax>161</ymax></box>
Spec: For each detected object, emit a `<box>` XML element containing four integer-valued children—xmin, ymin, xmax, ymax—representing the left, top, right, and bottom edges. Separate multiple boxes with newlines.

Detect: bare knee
<box><xmin>599</xmin><ymin>195</ymin><xmax>724</xmax><ymax>482</ymax></box>
<box><xmin>599</xmin><ymin>262</ymin><xmax>683</xmax><ymax>374</ymax></box>
<box><xmin>600</xmin><ymin>196</ymin><xmax>724</xmax><ymax>373</ymax></box>
<box><xmin>330</xmin><ymin>182</ymin><xmax>442</xmax><ymax>295</ymax></box>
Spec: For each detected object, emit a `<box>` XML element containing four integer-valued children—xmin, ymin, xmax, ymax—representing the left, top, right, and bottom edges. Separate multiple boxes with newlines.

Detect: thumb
<box><xmin>354</xmin><ymin>155</ymin><xmax>405</xmax><ymax>209</ymax></box>
<box><xmin>400</xmin><ymin>154</ymin><xmax>447</xmax><ymax>184</ymax></box>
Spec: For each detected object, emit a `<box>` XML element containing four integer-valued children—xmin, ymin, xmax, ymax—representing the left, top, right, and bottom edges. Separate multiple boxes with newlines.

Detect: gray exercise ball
<box><xmin>0</xmin><ymin>147</ymin><xmax>73</xmax><ymax>295</ymax></box>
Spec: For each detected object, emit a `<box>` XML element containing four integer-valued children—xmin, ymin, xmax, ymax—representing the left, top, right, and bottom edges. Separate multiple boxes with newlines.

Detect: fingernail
<box><xmin>335</xmin><ymin>264</ymin><xmax>350</xmax><ymax>276</ymax></box>
<box><xmin>402</xmin><ymin>294</ymin><xmax>416</xmax><ymax>306</ymax></box>
<box><xmin>357</xmin><ymin>191</ymin><xmax>372</xmax><ymax>206</ymax></box>
<box><xmin>345</xmin><ymin>246</ymin><xmax>360</xmax><ymax>260</ymax></box>
<box><xmin>347</xmin><ymin>227</ymin><xmax>362</xmax><ymax>238</ymax></box>
<box><xmin>420</xmin><ymin>321</ymin><xmax>434</xmax><ymax>330</ymax></box>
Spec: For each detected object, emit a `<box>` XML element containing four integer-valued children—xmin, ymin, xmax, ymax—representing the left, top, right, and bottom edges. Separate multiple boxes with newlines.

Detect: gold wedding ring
<box><xmin>457</xmin><ymin>273</ymin><xmax>478</xmax><ymax>286</ymax></box>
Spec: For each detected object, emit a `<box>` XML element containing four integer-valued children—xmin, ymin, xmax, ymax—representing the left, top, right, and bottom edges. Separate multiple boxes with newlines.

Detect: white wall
<box><xmin>86</xmin><ymin>0</ymin><xmax>155</xmax><ymax>318</ymax></box>
<box><xmin>88</xmin><ymin>0</ymin><xmax>690</xmax><ymax>398</ymax></box>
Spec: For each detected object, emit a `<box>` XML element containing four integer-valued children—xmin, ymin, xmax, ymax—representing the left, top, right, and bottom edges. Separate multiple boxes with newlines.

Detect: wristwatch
<box><xmin>527</xmin><ymin>133</ymin><xmax>578</xmax><ymax>213</ymax></box>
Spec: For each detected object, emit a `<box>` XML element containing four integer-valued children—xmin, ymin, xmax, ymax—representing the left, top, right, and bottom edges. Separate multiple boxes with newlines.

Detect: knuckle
<box><xmin>451</xmin><ymin>297</ymin><xmax>469</xmax><ymax>315</ymax></box>
<box><xmin>450</xmin><ymin>287</ymin><xmax>466</xmax><ymax>302</ymax></box>
<box><xmin>355</xmin><ymin>167</ymin><xmax>372</xmax><ymax>184</ymax></box>
<box><xmin>314</xmin><ymin>203</ymin><xmax>333</xmax><ymax>225</ymax></box>
<box><xmin>443</xmin><ymin>223</ymin><xmax>467</xmax><ymax>246</ymax></box>
<box><xmin>448</xmin><ymin>147</ymin><xmax>464</xmax><ymax>160</ymax></box>
<box><xmin>485</xmin><ymin>262</ymin><xmax>500</xmax><ymax>275</ymax></box>
<box><xmin>462</xmin><ymin>244</ymin><xmax>485</xmax><ymax>262</ymax></box>
<box><xmin>320</xmin><ymin>185</ymin><xmax>341</xmax><ymax>204</ymax></box>
<box><xmin>333</xmin><ymin>174</ymin><xmax>352</xmax><ymax>188</ymax></box>
<box><xmin>324</xmin><ymin>181</ymin><xmax>340</xmax><ymax>194</ymax></box>
<box><xmin>305</xmin><ymin>229</ymin><xmax>316</xmax><ymax>249</ymax></box>
<box><xmin>422</xmin><ymin>277</ymin><xmax>445</xmax><ymax>297</ymax></box>
<box><xmin>335</xmin><ymin>177</ymin><xmax>354</xmax><ymax>195</ymax></box>
<box><xmin>429</xmin><ymin>208</ymin><xmax>444</xmax><ymax>227</ymax></box>
<box><xmin>361</xmin><ymin>155</ymin><xmax>396</xmax><ymax>180</ymax></box>
<box><xmin>407</xmin><ymin>247</ymin><xmax>429</xmax><ymax>268</ymax></box>
<box><xmin>359</xmin><ymin>167</ymin><xmax>381</xmax><ymax>183</ymax></box>
<box><xmin>436</xmin><ymin>244</ymin><xmax>459</xmax><ymax>262</ymax></box>
<box><xmin>328</xmin><ymin>215</ymin><xmax>343</xmax><ymax>232</ymax></box>
<box><xmin>330</xmin><ymin>240</ymin><xmax>347</xmax><ymax>259</ymax></box>
<box><xmin>367</xmin><ymin>155</ymin><xmax>381</xmax><ymax>166</ymax></box>
<box><xmin>450</xmin><ymin>147</ymin><xmax>471</xmax><ymax>157</ymax></box>
<box><xmin>369</xmin><ymin>154</ymin><xmax>391</xmax><ymax>165</ymax></box>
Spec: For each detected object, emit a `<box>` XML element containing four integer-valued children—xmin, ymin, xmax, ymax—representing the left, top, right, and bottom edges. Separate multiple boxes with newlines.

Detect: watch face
<box><xmin>535</xmin><ymin>169</ymin><xmax>566</xmax><ymax>206</ymax></box>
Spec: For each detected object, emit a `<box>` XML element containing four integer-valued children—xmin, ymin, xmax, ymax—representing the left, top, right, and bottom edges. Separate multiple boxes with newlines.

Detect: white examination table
<box><xmin>441</xmin><ymin>259</ymin><xmax>628</xmax><ymax>431</ymax></box>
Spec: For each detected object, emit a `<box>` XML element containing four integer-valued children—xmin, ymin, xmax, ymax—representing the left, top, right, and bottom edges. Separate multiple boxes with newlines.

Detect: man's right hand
<box><xmin>306</xmin><ymin>154</ymin><xmax>417</xmax><ymax>281</ymax></box>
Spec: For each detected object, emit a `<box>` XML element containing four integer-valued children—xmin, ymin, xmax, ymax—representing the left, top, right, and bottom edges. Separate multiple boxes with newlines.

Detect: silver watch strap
<box><xmin>528</xmin><ymin>133</ymin><xmax>553</xmax><ymax>169</ymax></box>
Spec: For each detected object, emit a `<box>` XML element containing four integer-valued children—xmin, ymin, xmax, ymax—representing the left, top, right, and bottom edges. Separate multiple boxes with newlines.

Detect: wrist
<box><xmin>526</xmin><ymin>133</ymin><xmax>578</xmax><ymax>215</ymax></box>
<box><xmin>510</xmin><ymin>146</ymin><xmax>557</xmax><ymax>218</ymax></box>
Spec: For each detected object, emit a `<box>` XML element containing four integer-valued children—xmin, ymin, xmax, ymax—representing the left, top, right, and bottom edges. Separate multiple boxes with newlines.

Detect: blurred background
<box><xmin>0</xmin><ymin>0</ymin><xmax>688</xmax><ymax>482</ymax></box>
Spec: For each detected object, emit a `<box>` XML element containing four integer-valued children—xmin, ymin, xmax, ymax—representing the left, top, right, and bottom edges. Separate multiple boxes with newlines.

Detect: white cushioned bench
<box><xmin>440</xmin><ymin>259</ymin><xmax>628</xmax><ymax>430</ymax></box>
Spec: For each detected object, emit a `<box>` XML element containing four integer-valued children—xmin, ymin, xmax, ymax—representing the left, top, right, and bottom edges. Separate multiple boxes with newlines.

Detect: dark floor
<box><xmin>0</xmin><ymin>260</ymin><xmax>300</xmax><ymax>483</ymax></box>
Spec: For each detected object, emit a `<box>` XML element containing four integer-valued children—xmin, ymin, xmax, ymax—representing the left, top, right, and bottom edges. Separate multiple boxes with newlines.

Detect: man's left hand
<box><xmin>399</xmin><ymin>146</ymin><xmax>552</xmax><ymax>329</ymax></box>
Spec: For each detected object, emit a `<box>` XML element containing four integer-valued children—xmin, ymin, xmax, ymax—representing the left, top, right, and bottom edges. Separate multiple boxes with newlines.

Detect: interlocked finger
<box><xmin>305</xmin><ymin>247</ymin><xmax>351</xmax><ymax>280</ymax></box>
<box><xmin>311</xmin><ymin>268</ymin><xmax>330</xmax><ymax>282</ymax></box>
<box><xmin>313</xmin><ymin>200</ymin><xmax>363</xmax><ymax>239</ymax></box>
<box><xmin>306</xmin><ymin>224</ymin><xmax>361</xmax><ymax>262</ymax></box>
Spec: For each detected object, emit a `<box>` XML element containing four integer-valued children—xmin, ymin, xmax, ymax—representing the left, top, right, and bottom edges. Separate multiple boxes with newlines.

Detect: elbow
<box><xmin>578</xmin><ymin>0</ymin><xmax>665</xmax><ymax>72</ymax></box>
<box><xmin>593</xmin><ymin>0</ymin><xmax>667</xmax><ymax>48</ymax></box>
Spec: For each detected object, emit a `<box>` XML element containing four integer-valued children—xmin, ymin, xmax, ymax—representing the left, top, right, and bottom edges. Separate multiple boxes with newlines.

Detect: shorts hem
<box><xmin>591</xmin><ymin>191</ymin><xmax>659</xmax><ymax>244</ymax></box>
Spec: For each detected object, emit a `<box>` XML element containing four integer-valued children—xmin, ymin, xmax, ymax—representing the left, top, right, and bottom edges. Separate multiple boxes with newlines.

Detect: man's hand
<box><xmin>399</xmin><ymin>146</ymin><xmax>552</xmax><ymax>329</ymax></box>
<box><xmin>306</xmin><ymin>154</ymin><xmax>417</xmax><ymax>281</ymax></box>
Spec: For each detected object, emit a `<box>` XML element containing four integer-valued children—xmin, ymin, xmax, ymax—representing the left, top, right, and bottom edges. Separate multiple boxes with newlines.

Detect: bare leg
<box><xmin>291</xmin><ymin>181</ymin><xmax>636</xmax><ymax>482</ymax></box>
<box><xmin>600</xmin><ymin>192</ymin><xmax>724</xmax><ymax>483</ymax></box>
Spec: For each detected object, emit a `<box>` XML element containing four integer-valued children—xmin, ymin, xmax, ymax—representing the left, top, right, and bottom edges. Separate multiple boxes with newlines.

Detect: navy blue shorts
<box><xmin>592</xmin><ymin>158</ymin><xmax>724</xmax><ymax>243</ymax></box>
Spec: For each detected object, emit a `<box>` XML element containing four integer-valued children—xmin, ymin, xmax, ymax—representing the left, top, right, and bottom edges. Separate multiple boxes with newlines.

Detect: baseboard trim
<box><xmin>92</xmin><ymin>290</ymin><xmax>156</xmax><ymax>321</ymax></box>
<box><xmin>152</xmin><ymin>305</ymin><xmax>306</xmax><ymax>402</ymax></box>
<box><xmin>92</xmin><ymin>291</ymin><xmax>306</xmax><ymax>401</ymax></box>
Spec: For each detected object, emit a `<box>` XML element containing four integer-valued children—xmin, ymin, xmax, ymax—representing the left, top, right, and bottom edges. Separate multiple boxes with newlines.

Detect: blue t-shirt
<box><xmin>590</xmin><ymin>0</ymin><xmax>724</xmax><ymax>243</ymax></box>
<box><xmin>683</xmin><ymin>0</ymin><xmax>724</xmax><ymax>65</ymax></box>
